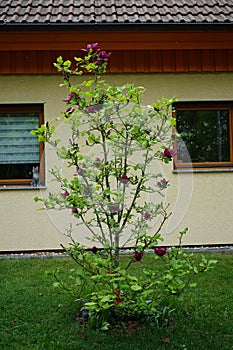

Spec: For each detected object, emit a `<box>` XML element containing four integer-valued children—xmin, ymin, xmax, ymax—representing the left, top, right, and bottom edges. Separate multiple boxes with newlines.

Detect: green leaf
<box><xmin>53</xmin><ymin>282</ymin><xmax>61</xmax><ymax>288</ymax></box>
<box><xmin>84</xmin><ymin>79</ymin><xmax>94</xmax><ymax>87</ymax></box>
<box><xmin>56</xmin><ymin>56</ymin><xmax>63</xmax><ymax>64</ymax></box>
<box><xmin>45</xmin><ymin>270</ymin><xmax>54</xmax><ymax>276</ymax></box>
<box><xmin>85</xmin><ymin>302</ymin><xmax>98</xmax><ymax>311</ymax></box>
<box><xmin>101</xmin><ymin>322</ymin><xmax>110</xmax><ymax>331</ymax></box>
<box><xmin>131</xmin><ymin>284</ymin><xmax>142</xmax><ymax>291</ymax></box>
<box><xmin>64</xmin><ymin>60</ymin><xmax>71</xmax><ymax>67</ymax></box>
<box><xmin>75</xmin><ymin>278</ymin><xmax>82</xmax><ymax>286</ymax></box>
<box><xmin>190</xmin><ymin>282</ymin><xmax>197</xmax><ymax>288</ymax></box>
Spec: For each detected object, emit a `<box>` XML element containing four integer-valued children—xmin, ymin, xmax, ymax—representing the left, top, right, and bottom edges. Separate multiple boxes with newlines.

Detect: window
<box><xmin>0</xmin><ymin>104</ymin><xmax>44</xmax><ymax>187</ymax></box>
<box><xmin>174</xmin><ymin>101</ymin><xmax>233</xmax><ymax>170</ymax></box>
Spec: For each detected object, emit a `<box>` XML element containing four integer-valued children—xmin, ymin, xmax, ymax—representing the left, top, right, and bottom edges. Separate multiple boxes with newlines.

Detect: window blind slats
<box><xmin>0</xmin><ymin>113</ymin><xmax>40</xmax><ymax>164</ymax></box>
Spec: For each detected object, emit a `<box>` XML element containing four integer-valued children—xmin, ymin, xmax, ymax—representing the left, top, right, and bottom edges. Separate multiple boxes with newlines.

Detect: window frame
<box><xmin>0</xmin><ymin>104</ymin><xmax>45</xmax><ymax>187</ymax></box>
<box><xmin>173</xmin><ymin>101</ymin><xmax>233</xmax><ymax>171</ymax></box>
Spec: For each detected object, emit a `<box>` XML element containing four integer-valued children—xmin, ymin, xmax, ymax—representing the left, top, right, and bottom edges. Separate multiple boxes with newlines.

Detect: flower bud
<box><xmin>65</xmin><ymin>106</ymin><xmax>74</xmax><ymax>114</ymax></box>
<box><xmin>134</xmin><ymin>251</ymin><xmax>142</xmax><ymax>261</ymax></box>
<box><xmin>119</xmin><ymin>174</ymin><xmax>130</xmax><ymax>185</ymax></box>
<box><xmin>154</xmin><ymin>247</ymin><xmax>167</xmax><ymax>257</ymax></box>
<box><xmin>72</xmin><ymin>207</ymin><xmax>78</xmax><ymax>214</ymax></box>
<box><xmin>91</xmin><ymin>246</ymin><xmax>98</xmax><ymax>254</ymax></box>
<box><xmin>61</xmin><ymin>190</ymin><xmax>69</xmax><ymax>198</ymax></box>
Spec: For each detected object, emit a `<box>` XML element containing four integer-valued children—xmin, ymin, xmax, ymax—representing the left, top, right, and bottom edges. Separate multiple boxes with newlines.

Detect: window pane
<box><xmin>0</xmin><ymin>163</ymin><xmax>40</xmax><ymax>180</ymax></box>
<box><xmin>176</xmin><ymin>109</ymin><xmax>230</xmax><ymax>163</ymax></box>
<box><xmin>0</xmin><ymin>105</ymin><xmax>43</xmax><ymax>185</ymax></box>
<box><xmin>0</xmin><ymin>113</ymin><xmax>40</xmax><ymax>164</ymax></box>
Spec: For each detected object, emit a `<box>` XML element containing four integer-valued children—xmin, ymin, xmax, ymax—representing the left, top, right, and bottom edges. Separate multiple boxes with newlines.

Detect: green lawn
<box><xmin>0</xmin><ymin>253</ymin><xmax>232</xmax><ymax>350</ymax></box>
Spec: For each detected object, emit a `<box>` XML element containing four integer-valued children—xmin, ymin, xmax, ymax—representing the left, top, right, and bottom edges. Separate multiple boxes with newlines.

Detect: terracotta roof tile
<box><xmin>0</xmin><ymin>0</ymin><xmax>233</xmax><ymax>25</ymax></box>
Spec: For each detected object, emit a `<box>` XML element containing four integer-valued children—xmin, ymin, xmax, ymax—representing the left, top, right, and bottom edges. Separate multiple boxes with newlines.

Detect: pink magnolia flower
<box><xmin>157</xmin><ymin>178</ymin><xmax>169</xmax><ymax>189</ymax></box>
<box><xmin>142</xmin><ymin>211</ymin><xmax>150</xmax><ymax>220</ymax></box>
<box><xmin>119</xmin><ymin>174</ymin><xmax>130</xmax><ymax>185</ymax></box>
<box><xmin>161</xmin><ymin>148</ymin><xmax>177</xmax><ymax>159</ymax></box>
<box><xmin>97</xmin><ymin>50</ymin><xmax>112</xmax><ymax>63</ymax></box>
<box><xmin>82</xmin><ymin>42</ymin><xmax>99</xmax><ymax>53</ymax></box>
<box><xmin>61</xmin><ymin>190</ymin><xmax>69</xmax><ymax>198</ymax></box>
<box><xmin>154</xmin><ymin>247</ymin><xmax>167</xmax><ymax>257</ymax></box>
<box><xmin>63</xmin><ymin>92</ymin><xmax>75</xmax><ymax>103</ymax></box>
<box><xmin>85</xmin><ymin>104</ymin><xmax>103</xmax><ymax>114</ymax></box>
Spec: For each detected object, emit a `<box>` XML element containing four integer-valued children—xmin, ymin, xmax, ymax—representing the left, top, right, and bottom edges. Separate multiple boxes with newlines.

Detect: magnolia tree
<box><xmin>32</xmin><ymin>43</ymin><xmax>216</xmax><ymax>330</ymax></box>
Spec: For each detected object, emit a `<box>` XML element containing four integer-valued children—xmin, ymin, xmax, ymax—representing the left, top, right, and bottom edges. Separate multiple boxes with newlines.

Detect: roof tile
<box><xmin>0</xmin><ymin>0</ymin><xmax>233</xmax><ymax>25</ymax></box>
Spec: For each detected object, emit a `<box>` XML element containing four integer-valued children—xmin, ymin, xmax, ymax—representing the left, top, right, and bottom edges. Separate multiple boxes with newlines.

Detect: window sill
<box><xmin>173</xmin><ymin>168</ymin><xmax>233</xmax><ymax>173</ymax></box>
<box><xmin>0</xmin><ymin>185</ymin><xmax>47</xmax><ymax>190</ymax></box>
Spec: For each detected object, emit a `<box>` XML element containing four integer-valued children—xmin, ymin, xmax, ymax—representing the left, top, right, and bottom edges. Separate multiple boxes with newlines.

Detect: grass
<box><xmin>0</xmin><ymin>253</ymin><xmax>232</xmax><ymax>350</ymax></box>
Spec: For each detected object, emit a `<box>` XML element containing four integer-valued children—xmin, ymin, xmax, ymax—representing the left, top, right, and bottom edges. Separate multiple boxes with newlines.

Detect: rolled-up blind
<box><xmin>0</xmin><ymin>113</ymin><xmax>40</xmax><ymax>164</ymax></box>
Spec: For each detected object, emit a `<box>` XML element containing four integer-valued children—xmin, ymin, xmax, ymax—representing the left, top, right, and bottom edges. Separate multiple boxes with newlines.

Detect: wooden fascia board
<box><xmin>0</xmin><ymin>30</ymin><xmax>233</xmax><ymax>51</ymax></box>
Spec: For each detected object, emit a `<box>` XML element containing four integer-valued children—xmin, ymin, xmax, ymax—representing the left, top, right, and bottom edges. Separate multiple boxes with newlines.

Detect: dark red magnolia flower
<box><xmin>72</xmin><ymin>207</ymin><xmax>78</xmax><ymax>214</ymax></box>
<box><xmin>82</xmin><ymin>42</ymin><xmax>99</xmax><ymax>53</ymax></box>
<box><xmin>100</xmin><ymin>93</ymin><xmax>107</xmax><ymax>102</ymax></box>
<box><xmin>61</xmin><ymin>190</ymin><xmax>69</xmax><ymax>198</ymax></box>
<box><xmin>63</xmin><ymin>92</ymin><xmax>75</xmax><ymax>103</ymax></box>
<box><xmin>154</xmin><ymin>247</ymin><xmax>167</xmax><ymax>257</ymax></box>
<box><xmin>65</xmin><ymin>106</ymin><xmax>74</xmax><ymax>114</ymax></box>
<box><xmin>119</xmin><ymin>174</ymin><xmax>130</xmax><ymax>185</ymax></box>
<box><xmin>115</xmin><ymin>297</ymin><xmax>124</xmax><ymax>305</ymax></box>
<box><xmin>91</xmin><ymin>246</ymin><xmax>98</xmax><ymax>254</ymax></box>
<box><xmin>114</xmin><ymin>290</ymin><xmax>124</xmax><ymax>304</ymax></box>
<box><xmin>161</xmin><ymin>148</ymin><xmax>177</xmax><ymax>159</ymax></box>
<box><xmin>134</xmin><ymin>251</ymin><xmax>143</xmax><ymax>261</ymax></box>
<box><xmin>97</xmin><ymin>50</ymin><xmax>112</xmax><ymax>62</ymax></box>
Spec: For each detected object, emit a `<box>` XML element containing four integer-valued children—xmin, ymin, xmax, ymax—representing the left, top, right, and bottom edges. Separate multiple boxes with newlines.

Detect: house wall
<box><xmin>1</xmin><ymin>72</ymin><xmax>233</xmax><ymax>252</ymax></box>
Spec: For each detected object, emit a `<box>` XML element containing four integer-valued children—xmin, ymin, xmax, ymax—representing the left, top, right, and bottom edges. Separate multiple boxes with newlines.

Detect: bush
<box><xmin>32</xmin><ymin>43</ymin><xmax>216</xmax><ymax>330</ymax></box>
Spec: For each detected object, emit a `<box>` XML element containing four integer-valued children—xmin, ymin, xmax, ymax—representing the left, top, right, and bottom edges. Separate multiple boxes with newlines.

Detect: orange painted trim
<box><xmin>0</xmin><ymin>29</ymin><xmax>232</xmax><ymax>74</ymax></box>
<box><xmin>0</xmin><ymin>49</ymin><xmax>232</xmax><ymax>74</ymax></box>
<box><xmin>0</xmin><ymin>30</ymin><xmax>233</xmax><ymax>51</ymax></box>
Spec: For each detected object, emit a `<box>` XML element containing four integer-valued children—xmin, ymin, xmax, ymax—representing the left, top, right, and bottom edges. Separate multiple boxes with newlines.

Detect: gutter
<box><xmin>0</xmin><ymin>22</ymin><xmax>233</xmax><ymax>32</ymax></box>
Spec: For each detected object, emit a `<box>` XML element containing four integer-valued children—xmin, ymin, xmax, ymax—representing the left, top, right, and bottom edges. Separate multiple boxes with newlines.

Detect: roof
<box><xmin>0</xmin><ymin>0</ymin><xmax>233</xmax><ymax>26</ymax></box>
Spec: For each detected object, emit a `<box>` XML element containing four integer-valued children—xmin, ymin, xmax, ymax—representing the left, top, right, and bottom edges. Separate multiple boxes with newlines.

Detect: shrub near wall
<box><xmin>32</xmin><ymin>43</ymin><xmax>216</xmax><ymax>330</ymax></box>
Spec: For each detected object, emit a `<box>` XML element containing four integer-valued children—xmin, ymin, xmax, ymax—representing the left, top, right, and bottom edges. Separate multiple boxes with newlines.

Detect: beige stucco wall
<box><xmin>0</xmin><ymin>72</ymin><xmax>233</xmax><ymax>251</ymax></box>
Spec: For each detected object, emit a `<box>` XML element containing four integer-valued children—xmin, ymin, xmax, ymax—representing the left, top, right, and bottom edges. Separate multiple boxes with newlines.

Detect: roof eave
<box><xmin>1</xmin><ymin>22</ymin><xmax>233</xmax><ymax>32</ymax></box>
